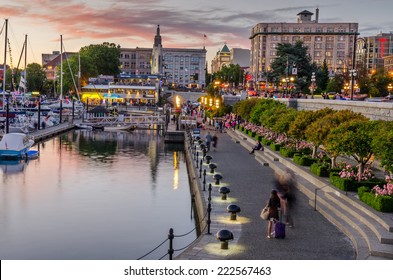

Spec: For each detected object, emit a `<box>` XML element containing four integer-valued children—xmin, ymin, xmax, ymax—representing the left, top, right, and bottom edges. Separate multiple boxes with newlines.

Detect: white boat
<box><xmin>0</xmin><ymin>133</ymin><xmax>35</xmax><ymax>159</ymax></box>
<box><xmin>103</xmin><ymin>124</ymin><xmax>135</xmax><ymax>131</ymax></box>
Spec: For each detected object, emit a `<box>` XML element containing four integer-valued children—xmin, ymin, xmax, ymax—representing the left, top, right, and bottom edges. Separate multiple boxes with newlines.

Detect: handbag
<box><xmin>260</xmin><ymin>205</ymin><xmax>269</xmax><ymax>220</ymax></box>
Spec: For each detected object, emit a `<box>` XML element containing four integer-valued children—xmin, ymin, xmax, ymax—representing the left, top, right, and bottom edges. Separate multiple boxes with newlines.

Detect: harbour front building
<box><xmin>119</xmin><ymin>25</ymin><xmax>207</xmax><ymax>89</ymax></box>
<box><xmin>249</xmin><ymin>9</ymin><xmax>358</xmax><ymax>85</ymax></box>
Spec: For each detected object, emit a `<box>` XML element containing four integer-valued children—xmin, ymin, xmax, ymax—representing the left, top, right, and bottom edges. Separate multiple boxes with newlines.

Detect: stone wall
<box><xmin>280</xmin><ymin>98</ymin><xmax>393</xmax><ymax>121</ymax></box>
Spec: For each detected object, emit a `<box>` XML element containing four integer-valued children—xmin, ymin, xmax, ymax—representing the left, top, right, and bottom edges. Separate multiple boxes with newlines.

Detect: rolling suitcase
<box><xmin>274</xmin><ymin>210</ymin><xmax>286</xmax><ymax>239</ymax></box>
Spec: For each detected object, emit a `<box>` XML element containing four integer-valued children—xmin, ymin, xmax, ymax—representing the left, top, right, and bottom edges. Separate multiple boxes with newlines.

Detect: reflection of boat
<box><xmin>0</xmin><ymin>133</ymin><xmax>35</xmax><ymax>159</ymax></box>
<box><xmin>104</xmin><ymin>124</ymin><xmax>135</xmax><ymax>132</ymax></box>
<box><xmin>0</xmin><ymin>159</ymin><xmax>27</xmax><ymax>174</ymax></box>
<box><xmin>75</xmin><ymin>123</ymin><xmax>93</xmax><ymax>130</ymax></box>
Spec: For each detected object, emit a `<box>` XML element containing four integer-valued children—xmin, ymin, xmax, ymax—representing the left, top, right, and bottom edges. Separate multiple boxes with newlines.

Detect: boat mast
<box><xmin>60</xmin><ymin>34</ymin><xmax>63</xmax><ymax>100</ymax></box>
<box><xmin>2</xmin><ymin>19</ymin><xmax>8</xmax><ymax>110</ymax></box>
<box><xmin>24</xmin><ymin>34</ymin><xmax>27</xmax><ymax>95</ymax></box>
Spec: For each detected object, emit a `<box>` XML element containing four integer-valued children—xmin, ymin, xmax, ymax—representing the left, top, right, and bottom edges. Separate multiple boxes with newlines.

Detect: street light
<box><xmin>310</xmin><ymin>72</ymin><xmax>316</xmax><ymax>99</ymax></box>
<box><xmin>349</xmin><ymin>69</ymin><xmax>357</xmax><ymax>100</ymax></box>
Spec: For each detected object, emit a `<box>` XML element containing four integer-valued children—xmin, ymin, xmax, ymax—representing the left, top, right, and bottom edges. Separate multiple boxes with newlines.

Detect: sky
<box><xmin>0</xmin><ymin>0</ymin><xmax>393</xmax><ymax>67</ymax></box>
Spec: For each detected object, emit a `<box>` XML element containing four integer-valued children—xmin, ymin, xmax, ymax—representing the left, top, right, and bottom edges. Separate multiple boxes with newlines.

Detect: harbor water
<box><xmin>0</xmin><ymin>129</ymin><xmax>196</xmax><ymax>260</ymax></box>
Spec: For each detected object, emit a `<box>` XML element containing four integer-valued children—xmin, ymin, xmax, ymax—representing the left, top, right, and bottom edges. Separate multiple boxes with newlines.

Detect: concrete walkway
<box><xmin>176</xmin><ymin>126</ymin><xmax>386</xmax><ymax>260</ymax></box>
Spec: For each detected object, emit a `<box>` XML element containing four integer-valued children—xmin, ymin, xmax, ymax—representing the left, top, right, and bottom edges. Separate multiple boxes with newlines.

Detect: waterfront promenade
<box><xmin>177</xmin><ymin>125</ymin><xmax>393</xmax><ymax>260</ymax></box>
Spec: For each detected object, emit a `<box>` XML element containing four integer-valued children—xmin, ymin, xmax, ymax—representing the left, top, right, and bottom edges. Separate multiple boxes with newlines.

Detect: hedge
<box><xmin>270</xmin><ymin>143</ymin><xmax>281</xmax><ymax>151</ymax></box>
<box><xmin>280</xmin><ymin>147</ymin><xmax>295</xmax><ymax>158</ymax></box>
<box><xmin>310</xmin><ymin>163</ymin><xmax>330</xmax><ymax>177</ymax></box>
<box><xmin>329</xmin><ymin>173</ymin><xmax>386</xmax><ymax>192</ymax></box>
<box><xmin>293</xmin><ymin>154</ymin><xmax>316</xmax><ymax>166</ymax></box>
<box><xmin>358</xmin><ymin>187</ymin><xmax>393</xmax><ymax>212</ymax></box>
<box><xmin>248</xmin><ymin>131</ymin><xmax>256</xmax><ymax>137</ymax></box>
<box><xmin>255</xmin><ymin>135</ymin><xmax>263</xmax><ymax>141</ymax></box>
<box><xmin>261</xmin><ymin>138</ymin><xmax>271</xmax><ymax>146</ymax></box>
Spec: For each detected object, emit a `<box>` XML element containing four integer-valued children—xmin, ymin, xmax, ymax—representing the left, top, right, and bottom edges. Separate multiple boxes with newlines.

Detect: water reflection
<box><xmin>0</xmin><ymin>129</ymin><xmax>195</xmax><ymax>260</ymax></box>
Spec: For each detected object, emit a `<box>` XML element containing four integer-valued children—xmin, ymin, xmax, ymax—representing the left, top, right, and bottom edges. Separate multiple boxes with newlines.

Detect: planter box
<box><xmin>329</xmin><ymin>173</ymin><xmax>385</xmax><ymax>192</ymax></box>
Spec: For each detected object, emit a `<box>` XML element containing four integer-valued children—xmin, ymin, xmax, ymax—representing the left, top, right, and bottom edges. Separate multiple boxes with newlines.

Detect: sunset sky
<box><xmin>1</xmin><ymin>0</ymin><xmax>393</xmax><ymax>67</ymax></box>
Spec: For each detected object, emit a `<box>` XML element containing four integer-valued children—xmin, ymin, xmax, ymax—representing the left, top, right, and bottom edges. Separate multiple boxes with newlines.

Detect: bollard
<box><xmin>203</xmin><ymin>169</ymin><xmax>206</xmax><ymax>191</ymax></box>
<box><xmin>196</xmin><ymin>151</ymin><xmax>199</xmax><ymax>163</ymax></box>
<box><xmin>314</xmin><ymin>188</ymin><xmax>318</xmax><ymax>211</ymax></box>
<box><xmin>168</xmin><ymin>228</ymin><xmax>174</xmax><ymax>260</ymax></box>
<box><xmin>199</xmin><ymin>160</ymin><xmax>202</xmax><ymax>177</ymax></box>
<box><xmin>207</xmin><ymin>184</ymin><xmax>212</xmax><ymax>234</ymax></box>
<box><xmin>196</xmin><ymin>157</ymin><xmax>199</xmax><ymax>168</ymax></box>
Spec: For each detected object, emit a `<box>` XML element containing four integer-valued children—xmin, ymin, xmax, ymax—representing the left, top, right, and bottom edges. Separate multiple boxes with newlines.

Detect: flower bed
<box><xmin>358</xmin><ymin>186</ymin><xmax>393</xmax><ymax>212</ymax></box>
<box><xmin>329</xmin><ymin>172</ymin><xmax>385</xmax><ymax>192</ymax></box>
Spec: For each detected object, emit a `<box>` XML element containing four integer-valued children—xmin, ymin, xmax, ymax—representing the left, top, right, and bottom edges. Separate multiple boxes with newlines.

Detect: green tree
<box><xmin>317</xmin><ymin>59</ymin><xmax>330</xmax><ymax>92</ymax></box>
<box><xmin>233</xmin><ymin>98</ymin><xmax>259</xmax><ymax>121</ymax></box>
<box><xmin>58</xmin><ymin>42</ymin><xmax>121</xmax><ymax>96</ymax></box>
<box><xmin>326</xmin><ymin>74</ymin><xmax>345</xmax><ymax>94</ymax></box>
<box><xmin>305</xmin><ymin>110</ymin><xmax>367</xmax><ymax>166</ymax></box>
<box><xmin>288</xmin><ymin>108</ymin><xmax>334</xmax><ymax>153</ymax></box>
<box><xmin>26</xmin><ymin>63</ymin><xmax>47</xmax><ymax>93</ymax></box>
<box><xmin>270</xmin><ymin>41</ymin><xmax>313</xmax><ymax>92</ymax></box>
<box><xmin>213</xmin><ymin>64</ymin><xmax>244</xmax><ymax>86</ymax></box>
<box><xmin>326</xmin><ymin>120</ymin><xmax>375</xmax><ymax>181</ymax></box>
<box><xmin>371</xmin><ymin>120</ymin><xmax>393</xmax><ymax>173</ymax></box>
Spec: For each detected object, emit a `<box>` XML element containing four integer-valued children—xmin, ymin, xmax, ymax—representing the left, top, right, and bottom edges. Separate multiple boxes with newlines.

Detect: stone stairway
<box><xmin>227</xmin><ymin>129</ymin><xmax>393</xmax><ymax>260</ymax></box>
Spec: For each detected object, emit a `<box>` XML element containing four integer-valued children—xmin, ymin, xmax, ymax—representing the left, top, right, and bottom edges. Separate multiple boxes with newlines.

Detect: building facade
<box><xmin>356</xmin><ymin>33</ymin><xmax>393</xmax><ymax>73</ymax></box>
<box><xmin>211</xmin><ymin>45</ymin><xmax>231</xmax><ymax>73</ymax></box>
<box><xmin>230</xmin><ymin>48</ymin><xmax>250</xmax><ymax>68</ymax></box>
<box><xmin>120</xmin><ymin>26</ymin><xmax>206</xmax><ymax>88</ymax></box>
<box><xmin>249</xmin><ymin>9</ymin><xmax>358</xmax><ymax>83</ymax></box>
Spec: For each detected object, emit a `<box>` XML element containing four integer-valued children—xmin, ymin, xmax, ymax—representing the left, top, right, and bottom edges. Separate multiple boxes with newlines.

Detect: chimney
<box><xmin>315</xmin><ymin>8</ymin><xmax>319</xmax><ymax>23</ymax></box>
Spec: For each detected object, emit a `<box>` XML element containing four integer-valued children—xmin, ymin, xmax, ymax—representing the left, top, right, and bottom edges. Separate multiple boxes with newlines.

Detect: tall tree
<box><xmin>26</xmin><ymin>63</ymin><xmax>47</xmax><ymax>93</ymax></box>
<box><xmin>270</xmin><ymin>41</ymin><xmax>313</xmax><ymax>92</ymax></box>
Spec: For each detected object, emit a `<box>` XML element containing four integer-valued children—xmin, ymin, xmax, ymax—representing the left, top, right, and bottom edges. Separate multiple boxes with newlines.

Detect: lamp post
<box><xmin>310</xmin><ymin>72</ymin><xmax>316</xmax><ymax>99</ymax></box>
<box><xmin>349</xmin><ymin>69</ymin><xmax>357</xmax><ymax>100</ymax></box>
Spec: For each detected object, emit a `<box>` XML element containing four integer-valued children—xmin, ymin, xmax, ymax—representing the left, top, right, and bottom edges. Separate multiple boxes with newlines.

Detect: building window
<box><xmin>304</xmin><ymin>36</ymin><xmax>311</xmax><ymax>42</ymax></box>
<box><xmin>270</xmin><ymin>50</ymin><xmax>277</xmax><ymax>56</ymax></box>
<box><xmin>327</xmin><ymin>27</ymin><xmax>334</xmax><ymax>33</ymax></box>
<box><xmin>337</xmin><ymin>43</ymin><xmax>345</xmax><ymax>49</ymax></box>
<box><xmin>337</xmin><ymin>51</ymin><xmax>345</xmax><ymax>58</ymax></box>
<box><xmin>326</xmin><ymin>36</ymin><xmax>334</xmax><ymax>41</ymax></box>
<box><xmin>326</xmin><ymin>43</ymin><xmax>334</xmax><ymax>49</ymax></box>
<box><xmin>316</xmin><ymin>27</ymin><xmax>323</xmax><ymax>33</ymax></box>
<box><xmin>314</xmin><ymin>51</ymin><xmax>322</xmax><ymax>57</ymax></box>
<box><xmin>304</xmin><ymin>27</ymin><xmax>311</xmax><ymax>33</ymax></box>
<box><xmin>325</xmin><ymin>51</ymin><xmax>333</xmax><ymax>57</ymax></box>
<box><xmin>271</xmin><ymin>35</ymin><xmax>279</xmax><ymax>41</ymax></box>
<box><xmin>271</xmin><ymin>27</ymin><xmax>278</xmax><ymax>32</ymax></box>
<box><xmin>338</xmin><ymin>36</ymin><xmax>346</xmax><ymax>41</ymax></box>
<box><xmin>315</xmin><ymin>43</ymin><xmax>322</xmax><ymax>49</ymax></box>
<box><xmin>282</xmin><ymin>27</ymin><xmax>289</xmax><ymax>32</ymax></box>
<box><xmin>293</xmin><ymin>36</ymin><xmax>301</xmax><ymax>42</ymax></box>
<box><xmin>338</xmin><ymin>27</ymin><xmax>346</xmax><ymax>33</ymax></box>
<box><xmin>315</xmin><ymin>36</ymin><xmax>322</xmax><ymax>41</ymax></box>
<box><xmin>282</xmin><ymin>36</ymin><xmax>290</xmax><ymax>42</ymax></box>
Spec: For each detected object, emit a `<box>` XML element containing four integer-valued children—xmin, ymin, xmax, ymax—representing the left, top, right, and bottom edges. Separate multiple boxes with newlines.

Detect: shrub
<box><xmin>310</xmin><ymin>163</ymin><xmax>330</xmax><ymax>177</ymax></box>
<box><xmin>270</xmin><ymin>143</ymin><xmax>281</xmax><ymax>151</ymax></box>
<box><xmin>358</xmin><ymin>187</ymin><xmax>393</xmax><ymax>212</ymax></box>
<box><xmin>261</xmin><ymin>138</ymin><xmax>271</xmax><ymax>146</ymax></box>
<box><xmin>329</xmin><ymin>172</ymin><xmax>356</xmax><ymax>191</ymax></box>
<box><xmin>293</xmin><ymin>154</ymin><xmax>316</xmax><ymax>166</ymax></box>
<box><xmin>255</xmin><ymin>135</ymin><xmax>263</xmax><ymax>141</ymax></box>
<box><xmin>248</xmin><ymin>131</ymin><xmax>256</xmax><ymax>137</ymax></box>
<box><xmin>280</xmin><ymin>147</ymin><xmax>295</xmax><ymax>158</ymax></box>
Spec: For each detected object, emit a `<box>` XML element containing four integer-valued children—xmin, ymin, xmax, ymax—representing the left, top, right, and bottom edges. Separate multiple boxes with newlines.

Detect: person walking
<box><xmin>274</xmin><ymin>170</ymin><xmax>296</xmax><ymax>228</ymax></box>
<box><xmin>266</xmin><ymin>190</ymin><xmax>281</xmax><ymax>238</ymax></box>
<box><xmin>205</xmin><ymin>131</ymin><xmax>212</xmax><ymax>151</ymax></box>
<box><xmin>212</xmin><ymin>134</ymin><xmax>218</xmax><ymax>151</ymax></box>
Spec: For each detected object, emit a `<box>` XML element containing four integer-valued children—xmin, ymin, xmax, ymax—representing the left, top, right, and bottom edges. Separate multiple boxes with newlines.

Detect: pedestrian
<box><xmin>274</xmin><ymin>170</ymin><xmax>296</xmax><ymax>228</ymax></box>
<box><xmin>205</xmin><ymin>131</ymin><xmax>212</xmax><ymax>151</ymax></box>
<box><xmin>266</xmin><ymin>189</ymin><xmax>281</xmax><ymax>238</ymax></box>
<box><xmin>249</xmin><ymin>140</ymin><xmax>263</xmax><ymax>154</ymax></box>
<box><xmin>212</xmin><ymin>134</ymin><xmax>218</xmax><ymax>151</ymax></box>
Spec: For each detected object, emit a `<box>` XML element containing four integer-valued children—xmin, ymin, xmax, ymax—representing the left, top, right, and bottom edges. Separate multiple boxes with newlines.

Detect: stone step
<box><xmin>313</xmin><ymin>192</ymin><xmax>393</xmax><ymax>259</ymax></box>
<box><xmin>307</xmin><ymin>199</ymin><xmax>370</xmax><ymax>260</ymax></box>
<box><xmin>325</xmin><ymin>192</ymin><xmax>393</xmax><ymax>245</ymax></box>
